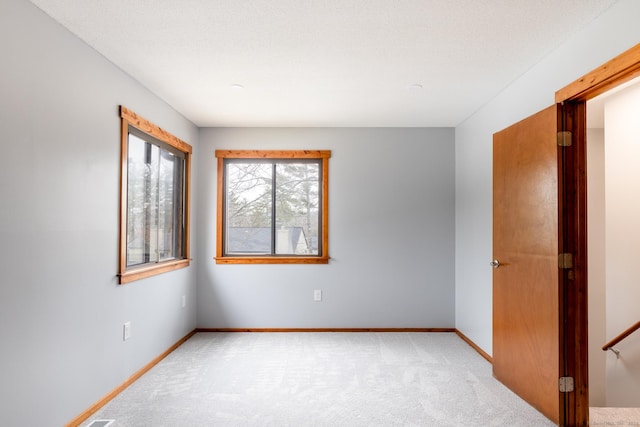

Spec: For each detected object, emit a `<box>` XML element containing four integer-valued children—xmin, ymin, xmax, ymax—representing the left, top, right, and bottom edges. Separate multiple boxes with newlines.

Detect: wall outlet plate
<box><xmin>314</xmin><ymin>289</ymin><xmax>322</xmax><ymax>302</ymax></box>
<box><xmin>123</xmin><ymin>322</ymin><xmax>131</xmax><ymax>341</ymax></box>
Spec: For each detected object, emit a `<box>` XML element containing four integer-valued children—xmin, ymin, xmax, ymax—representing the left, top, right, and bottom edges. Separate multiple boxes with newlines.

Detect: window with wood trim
<box><xmin>215</xmin><ymin>150</ymin><xmax>330</xmax><ymax>264</ymax></box>
<box><xmin>119</xmin><ymin>106</ymin><xmax>192</xmax><ymax>284</ymax></box>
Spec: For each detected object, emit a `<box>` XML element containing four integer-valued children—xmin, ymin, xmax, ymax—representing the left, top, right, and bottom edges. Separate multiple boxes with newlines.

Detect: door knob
<box><xmin>490</xmin><ymin>259</ymin><xmax>500</xmax><ymax>269</ymax></box>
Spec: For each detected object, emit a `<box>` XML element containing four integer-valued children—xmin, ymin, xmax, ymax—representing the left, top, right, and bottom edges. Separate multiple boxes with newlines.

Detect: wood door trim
<box><xmin>556</xmin><ymin>43</ymin><xmax>640</xmax><ymax>102</ymax></box>
<box><xmin>553</xmin><ymin>42</ymin><xmax>640</xmax><ymax>427</ymax></box>
<box><xmin>557</xmin><ymin>102</ymin><xmax>589</xmax><ymax>427</ymax></box>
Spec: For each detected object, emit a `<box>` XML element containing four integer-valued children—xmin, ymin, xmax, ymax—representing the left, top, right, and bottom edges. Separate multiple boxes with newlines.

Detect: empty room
<box><xmin>1</xmin><ymin>0</ymin><xmax>640</xmax><ymax>426</ymax></box>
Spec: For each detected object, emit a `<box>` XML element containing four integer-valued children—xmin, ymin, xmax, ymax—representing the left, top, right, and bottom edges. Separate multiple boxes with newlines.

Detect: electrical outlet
<box><xmin>123</xmin><ymin>322</ymin><xmax>131</xmax><ymax>341</ymax></box>
<box><xmin>182</xmin><ymin>295</ymin><xmax>186</xmax><ymax>308</ymax></box>
<box><xmin>314</xmin><ymin>289</ymin><xmax>322</xmax><ymax>302</ymax></box>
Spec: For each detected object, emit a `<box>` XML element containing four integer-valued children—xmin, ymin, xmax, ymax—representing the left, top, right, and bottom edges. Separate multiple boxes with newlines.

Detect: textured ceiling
<box><xmin>28</xmin><ymin>0</ymin><xmax>619</xmax><ymax>127</ymax></box>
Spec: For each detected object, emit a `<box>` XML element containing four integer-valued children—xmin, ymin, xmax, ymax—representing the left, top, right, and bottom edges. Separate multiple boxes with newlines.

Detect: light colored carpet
<box><xmin>82</xmin><ymin>332</ymin><xmax>556</xmax><ymax>426</ymax></box>
<box><xmin>590</xmin><ymin>407</ymin><xmax>640</xmax><ymax>426</ymax></box>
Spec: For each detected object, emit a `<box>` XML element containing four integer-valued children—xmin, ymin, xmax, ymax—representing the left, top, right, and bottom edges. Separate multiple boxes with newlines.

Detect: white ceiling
<box><xmin>29</xmin><ymin>0</ymin><xmax>619</xmax><ymax>127</ymax></box>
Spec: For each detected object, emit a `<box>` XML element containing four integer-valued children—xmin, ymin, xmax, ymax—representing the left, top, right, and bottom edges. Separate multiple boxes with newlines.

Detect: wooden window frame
<box><xmin>215</xmin><ymin>150</ymin><xmax>330</xmax><ymax>264</ymax></box>
<box><xmin>118</xmin><ymin>106</ymin><xmax>192</xmax><ymax>284</ymax></box>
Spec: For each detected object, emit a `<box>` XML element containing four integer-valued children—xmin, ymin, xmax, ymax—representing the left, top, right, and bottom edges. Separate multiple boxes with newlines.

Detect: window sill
<box><xmin>119</xmin><ymin>259</ymin><xmax>190</xmax><ymax>284</ymax></box>
<box><xmin>214</xmin><ymin>256</ymin><xmax>329</xmax><ymax>265</ymax></box>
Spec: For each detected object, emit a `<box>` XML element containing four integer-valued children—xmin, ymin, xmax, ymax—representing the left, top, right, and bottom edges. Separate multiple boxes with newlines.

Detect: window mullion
<box><xmin>144</xmin><ymin>141</ymin><xmax>153</xmax><ymax>264</ymax></box>
<box><xmin>317</xmin><ymin>160</ymin><xmax>323</xmax><ymax>255</ymax></box>
<box><xmin>271</xmin><ymin>162</ymin><xmax>277</xmax><ymax>255</ymax></box>
<box><xmin>155</xmin><ymin>149</ymin><xmax>162</xmax><ymax>263</ymax></box>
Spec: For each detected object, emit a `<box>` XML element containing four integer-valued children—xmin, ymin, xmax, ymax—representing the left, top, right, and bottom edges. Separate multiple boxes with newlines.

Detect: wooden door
<box><xmin>493</xmin><ymin>105</ymin><xmax>560</xmax><ymax>424</ymax></box>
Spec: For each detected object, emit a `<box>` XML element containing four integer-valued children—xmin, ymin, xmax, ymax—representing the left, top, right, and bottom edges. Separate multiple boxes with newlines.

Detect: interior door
<box><xmin>493</xmin><ymin>105</ymin><xmax>560</xmax><ymax>424</ymax></box>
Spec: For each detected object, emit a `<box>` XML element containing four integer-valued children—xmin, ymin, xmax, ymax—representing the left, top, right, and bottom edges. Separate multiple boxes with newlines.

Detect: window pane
<box><xmin>126</xmin><ymin>135</ymin><xmax>146</xmax><ymax>266</ymax></box>
<box><xmin>225</xmin><ymin>163</ymin><xmax>273</xmax><ymax>254</ymax></box>
<box><xmin>126</xmin><ymin>131</ymin><xmax>186</xmax><ymax>267</ymax></box>
<box><xmin>126</xmin><ymin>134</ymin><xmax>159</xmax><ymax>266</ymax></box>
<box><xmin>275</xmin><ymin>162</ymin><xmax>320</xmax><ymax>255</ymax></box>
<box><xmin>158</xmin><ymin>150</ymin><xmax>184</xmax><ymax>261</ymax></box>
<box><xmin>174</xmin><ymin>155</ymin><xmax>186</xmax><ymax>258</ymax></box>
<box><xmin>147</xmin><ymin>144</ymin><xmax>160</xmax><ymax>263</ymax></box>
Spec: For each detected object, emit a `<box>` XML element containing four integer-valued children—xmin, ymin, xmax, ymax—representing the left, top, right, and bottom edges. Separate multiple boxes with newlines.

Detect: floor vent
<box><xmin>87</xmin><ymin>420</ymin><xmax>115</xmax><ymax>427</ymax></box>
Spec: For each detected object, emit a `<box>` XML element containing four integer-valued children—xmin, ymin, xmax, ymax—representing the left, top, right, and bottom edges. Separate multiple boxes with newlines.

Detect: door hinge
<box><xmin>557</xmin><ymin>131</ymin><xmax>572</xmax><ymax>146</ymax></box>
<box><xmin>559</xmin><ymin>376</ymin><xmax>574</xmax><ymax>392</ymax></box>
<box><xmin>558</xmin><ymin>253</ymin><xmax>573</xmax><ymax>269</ymax></box>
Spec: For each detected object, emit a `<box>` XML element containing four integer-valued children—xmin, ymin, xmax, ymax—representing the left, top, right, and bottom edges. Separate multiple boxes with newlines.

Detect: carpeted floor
<box><xmin>590</xmin><ymin>407</ymin><xmax>640</xmax><ymax>427</ymax></box>
<box><xmin>82</xmin><ymin>332</ymin><xmax>557</xmax><ymax>426</ymax></box>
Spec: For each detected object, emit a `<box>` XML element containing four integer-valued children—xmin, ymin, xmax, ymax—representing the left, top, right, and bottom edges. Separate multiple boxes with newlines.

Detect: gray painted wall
<box><xmin>196</xmin><ymin>128</ymin><xmax>455</xmax><ymax>328</ymax></box>
<box><xmin>455</xmin><ymin>0</ymin><xmax>640</xmax><ymax>355</ymax></box>
<box><xmin>0</xmin><ymin>1</ymin><xmax>198</xmax><ymax>425</ymax></box>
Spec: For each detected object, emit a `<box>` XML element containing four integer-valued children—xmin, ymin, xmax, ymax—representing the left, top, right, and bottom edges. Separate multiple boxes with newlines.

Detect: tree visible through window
<box><xmin>215</xmin><ymin>150</ymin><xmax>330</xmax><ymax>264</ymax></box>
<box><xmin>126</xmin><ymin>131</ymin><xmax>185</xmax><ymax>265</ymax></box>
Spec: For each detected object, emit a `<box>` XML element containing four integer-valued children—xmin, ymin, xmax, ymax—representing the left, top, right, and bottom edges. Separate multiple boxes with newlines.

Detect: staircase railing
<box><xmin>602</xmin><ymin>320</ymin><xmax>640</xmax><ymax>358</ymax></box>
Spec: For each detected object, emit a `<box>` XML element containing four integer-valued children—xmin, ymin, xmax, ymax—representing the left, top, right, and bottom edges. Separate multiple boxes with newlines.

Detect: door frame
<box><xmin>555</xmin><ymin>43</ymin><xmax>640</xmax><ymax>426</ymax></box>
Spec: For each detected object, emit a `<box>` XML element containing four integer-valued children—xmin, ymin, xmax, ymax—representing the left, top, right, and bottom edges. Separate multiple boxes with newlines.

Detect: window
<box><xmin>119</xmin><ymin>106</ymin><xmax>192</xmax><ymax>283</ymax></box>
<box><xmin>215</xmin><ymin>150</ymin><xmax>330</xmax><ymax>264</ymax></box>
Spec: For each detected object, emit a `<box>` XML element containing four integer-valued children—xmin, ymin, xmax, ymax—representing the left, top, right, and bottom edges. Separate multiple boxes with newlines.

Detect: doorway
<box><xmin>490</xmin><ymin>43</ymin><xmax>640</xmax><ymax>426</ymax></box>
<box><xmin>554</xmin><ymin>42</ymin><xmax>640</xmax><ymax>425</ymax></box>
<box><xmin>586</xmin><ymin>76</ymin><xmax>640</xmax><ymax>409</ymax></box>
